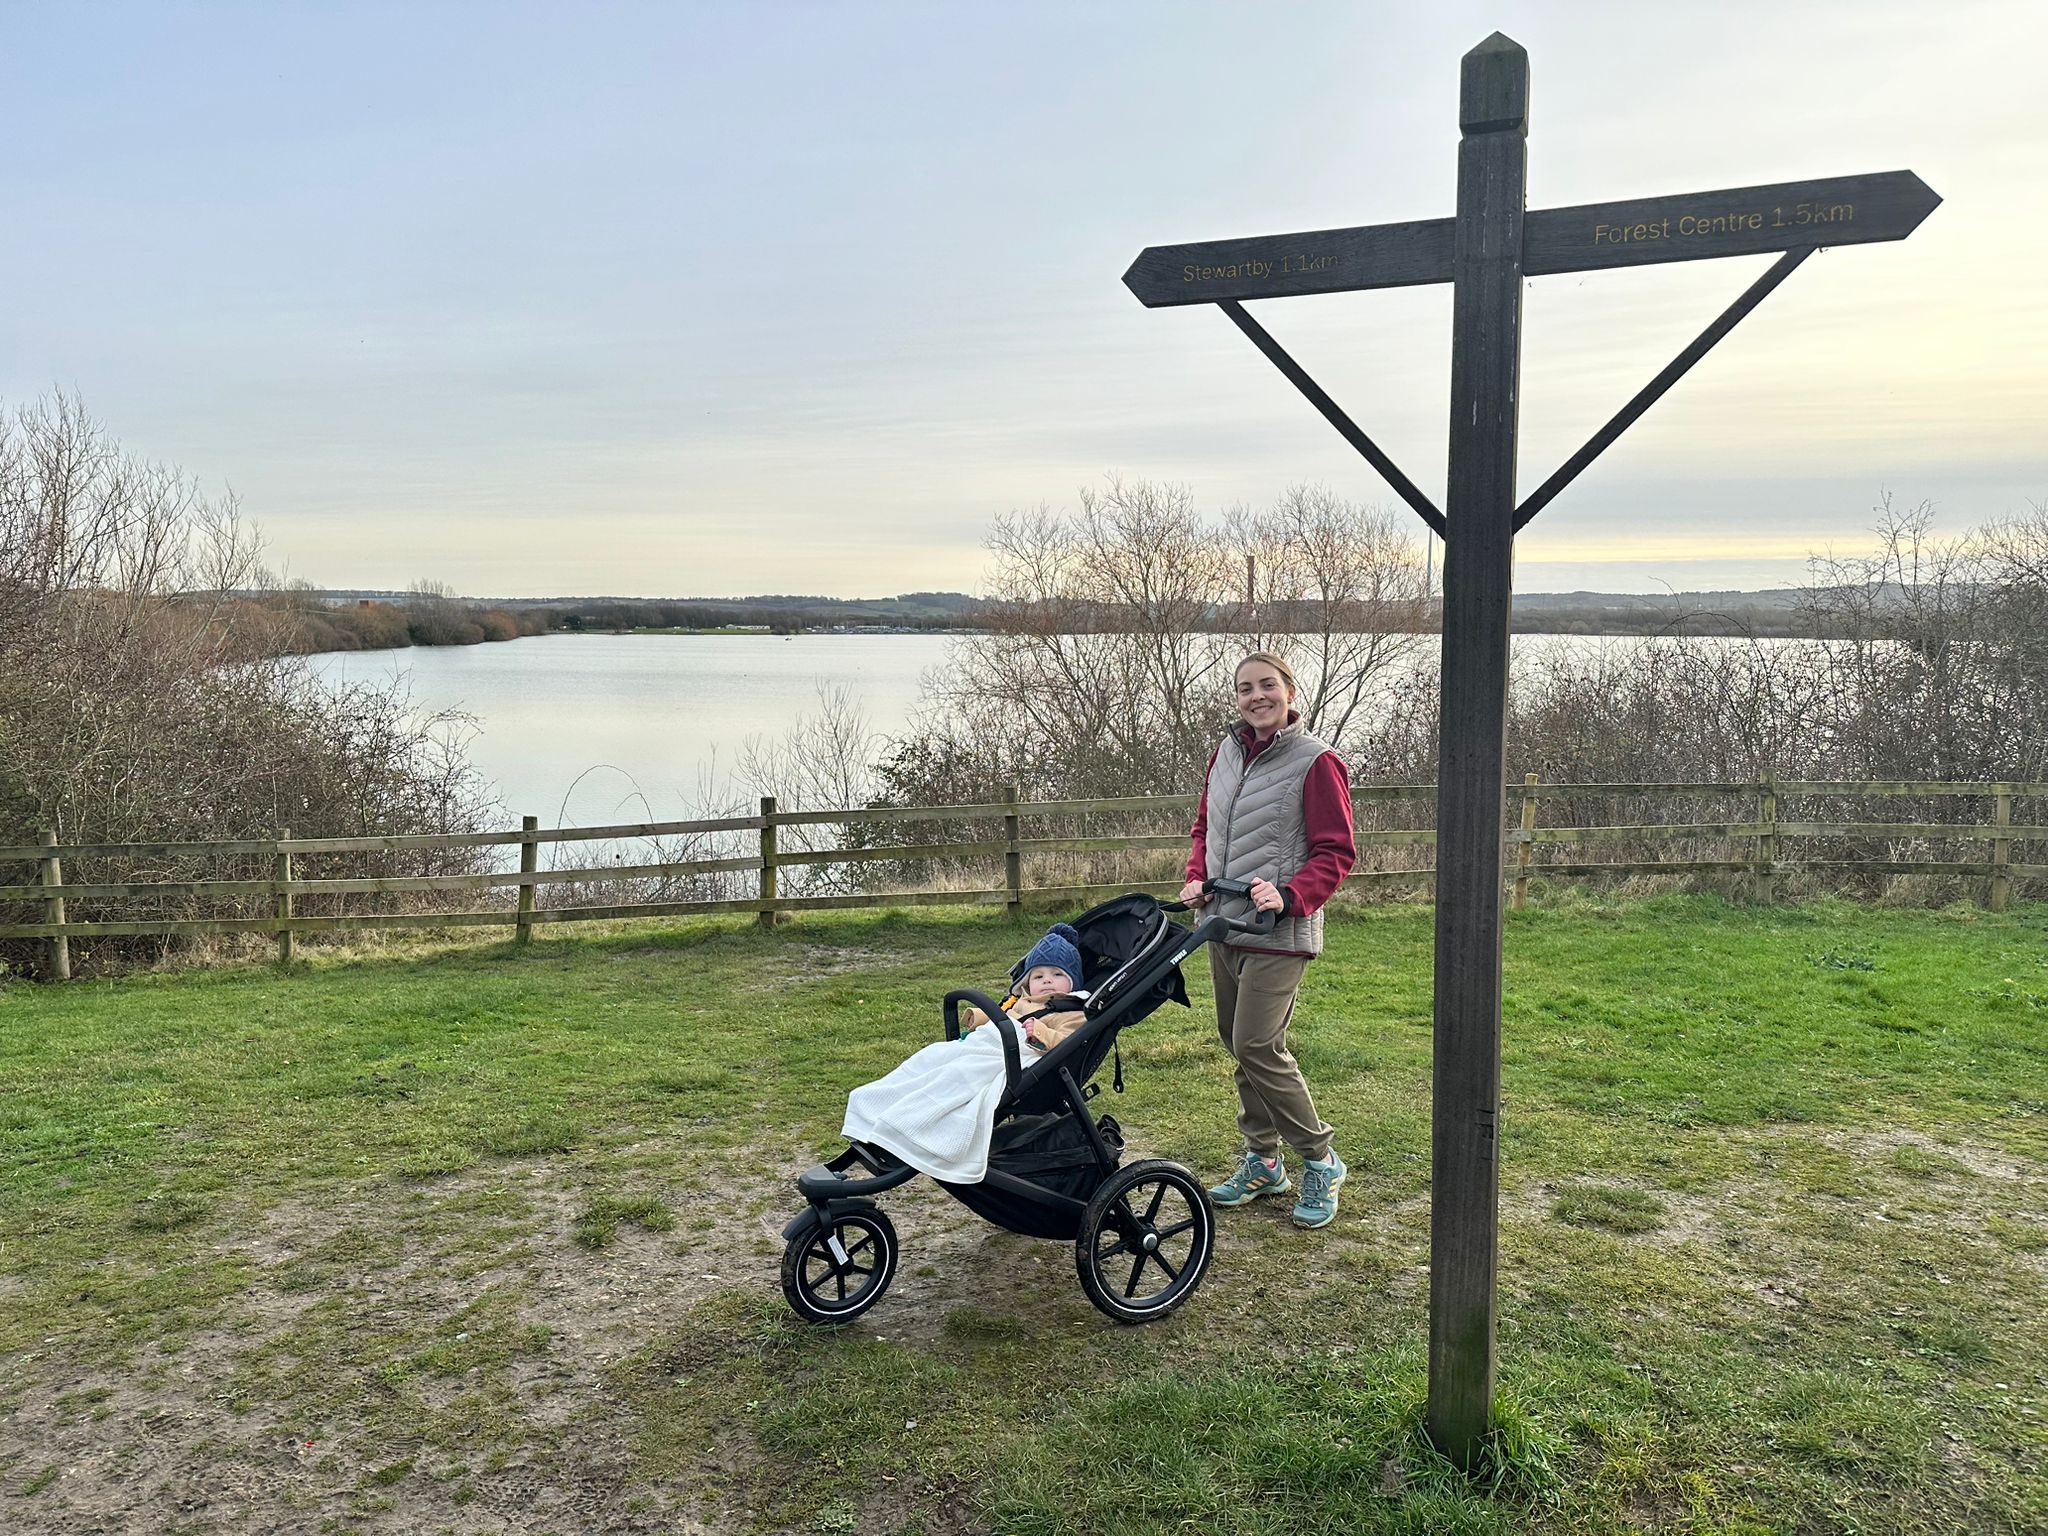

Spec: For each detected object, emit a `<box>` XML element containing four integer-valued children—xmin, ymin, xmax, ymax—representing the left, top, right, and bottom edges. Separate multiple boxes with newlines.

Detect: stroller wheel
<box><xmin>781</xmin><ymin>1207</ymin><xmax>898</xmax><ymax>1324</ymax></box>
<box><xmin>1075</xmin><ymin>1160</ymin><xmax>1214</xmax><ymax>1324</ymax></box>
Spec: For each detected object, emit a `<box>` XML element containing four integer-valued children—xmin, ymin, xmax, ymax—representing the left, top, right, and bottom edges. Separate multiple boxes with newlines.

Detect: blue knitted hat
<box><xmin>1013</xmin><ymin>922</ymin><xmax>1083</xmax><ymax>989</ymax></box>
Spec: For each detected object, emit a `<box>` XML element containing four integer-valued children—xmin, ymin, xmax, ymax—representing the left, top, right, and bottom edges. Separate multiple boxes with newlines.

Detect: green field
<box><xmin>2</xmin><ymin>895</ymin><xmax>2044</xmax><ymax>1534</ymax></box>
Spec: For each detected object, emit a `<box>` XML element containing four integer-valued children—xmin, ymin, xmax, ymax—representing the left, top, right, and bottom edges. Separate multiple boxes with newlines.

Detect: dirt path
<box><xmin>1</xmin><ymin>1141</ymin><xmax>1019</xmax><ymax>1535</ymax></box>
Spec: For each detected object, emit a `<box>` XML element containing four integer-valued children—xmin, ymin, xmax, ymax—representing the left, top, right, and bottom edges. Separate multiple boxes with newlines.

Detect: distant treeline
<box><xmin>227</xmin><ymin>591</ymin><xmax>553</xmax><ymax>655</ymax></box>
<box><xmin>543</xmin><ymin>591</ymin><xmax>979</xmax><ymax>635</ymax></box>
<box><xmin>237</xmin><ymin>585</ymin><xmax>1839</xmax><ymax>658</ymax></box>
<box><xmin>228</xmin><ymin>588</ymin><xmax>985</xmax><ymax>655</ymax></box>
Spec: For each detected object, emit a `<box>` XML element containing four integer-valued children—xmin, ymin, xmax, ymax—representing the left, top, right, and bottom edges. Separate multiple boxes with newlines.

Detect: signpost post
<box><xmin>1121</xmin><ymin>32</ymin><xmax>1938</xmax><ymax>1466</ymax></box>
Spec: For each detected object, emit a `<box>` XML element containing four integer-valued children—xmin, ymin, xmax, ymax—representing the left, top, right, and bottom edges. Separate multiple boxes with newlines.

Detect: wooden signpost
<box><xmin>1122</xmin><ymin>32</ymin><xmax>1938</xmax><ymax>1465</ymax></box>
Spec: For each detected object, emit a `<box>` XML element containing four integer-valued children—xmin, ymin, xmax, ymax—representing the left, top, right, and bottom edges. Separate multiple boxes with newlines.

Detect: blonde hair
<box><xmin>1234</xmin><ymin>651</ymin><xmax>1298</xmax><ymax>695</ymax></box>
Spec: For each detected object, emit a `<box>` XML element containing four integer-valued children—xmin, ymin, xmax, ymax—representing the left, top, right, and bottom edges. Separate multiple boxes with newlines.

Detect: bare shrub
<box><xmin>731</xmin><ymin>494</ymin><xmax>2046</xmax><ymax>910</ymax></box>
<box><xmin>869</xmin><ymin>488</ymin><xmax>2042</xmax><ymax>908</ymax></box>
<box><xmin>1486</xmin><ymin>498</ymin><xmax>2048</xmax><ymax>900</ymax></box>
<box><xmin>736</xmin><ymin>685</ymin><xmax>892</xmax><ymax>897</ymax></box>
<box><xmin>931</xmin><ymin>479</ymin><xmax>1239</xmax><ymax>801</ymax></box>
<box><xmin>0</xmin><ymin>393</ymin><xmax>494</xmax><ymax>975</ymax></box>
<box><xmin>527</xmin><ymin>686</ymin><xmax>901</xmax><ymax>914</ymax></box>
<box><xmin>1796</xmin><ymin>496</ymin><xmax>2032</xmax><ymax>783</ymax></box>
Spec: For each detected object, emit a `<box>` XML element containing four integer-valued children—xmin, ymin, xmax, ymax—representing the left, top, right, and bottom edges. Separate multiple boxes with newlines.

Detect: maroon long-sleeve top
<box><xmin>1184</xmin><ymin>723</ymin><xmax>1356</xmax><ymax>957</ymax></box>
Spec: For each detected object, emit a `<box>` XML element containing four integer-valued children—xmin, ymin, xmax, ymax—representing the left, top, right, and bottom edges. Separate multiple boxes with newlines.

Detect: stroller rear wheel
<box><xmin>782</xmin><ymin>1207</ymin><xmax>898</xmax><ymax>1324</ymax></box>
<box><xmin>1075</xmin><ymin>1160</ymin><xmax>1214</xmax><ymax>1323</ymax></box>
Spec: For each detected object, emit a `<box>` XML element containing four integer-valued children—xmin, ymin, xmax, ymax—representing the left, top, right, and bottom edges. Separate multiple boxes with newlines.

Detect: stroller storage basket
<box><xmin>940</xmin><ymin>1111</ymin><xmax>1123</xmax><ymax>1241</ymax></box>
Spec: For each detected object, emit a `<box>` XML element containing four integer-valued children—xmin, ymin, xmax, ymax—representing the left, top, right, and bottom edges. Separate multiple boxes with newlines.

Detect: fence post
<box><xmin>758</xmin><ymin>795</ymin><xmax>779</xmax><ymax>929</ymax></box>
<box><xmin>38</xmin><ymin>830</ymin><xmax>70</xmax><ymax>982</ymax></box>
<box><xmin>1990</xmin><ymin>786</ymin><xmax>2011</xmax><ymax>914</ymax></box>
<box><xmin>1003</xmin><ymin>783</ymin><xmax>1022</xmax><ymax>918</ymax></box>
<box><xmin>274</xmin><ymin>828</ymin><xmax>293</xmax><ymax>965</ymax></box>
<box><xmin>1757</xmin><ymin>772</ymin><xmax>1779</xmax><ymax>904</ymax></box>
<box><xmin>1512</xmin><ymin>773</ymin><xmax>1537</xmax><ymax>910</ymax></box>
<box><xmin>516</xmin><ymin>815</ymin><xmax>538</xmax><ymax>944</ymax></box>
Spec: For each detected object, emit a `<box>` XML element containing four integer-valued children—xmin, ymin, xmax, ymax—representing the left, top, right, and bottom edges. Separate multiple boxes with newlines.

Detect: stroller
<box><xmin>780</xmin><ymin>880</ymin><xmax>1276</xmax><ymax>1325</ymax></box>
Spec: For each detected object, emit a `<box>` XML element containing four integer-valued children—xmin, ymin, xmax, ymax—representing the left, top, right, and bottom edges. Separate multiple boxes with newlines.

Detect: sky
<box><xmin>3</xmin><ymin>1</ymin><xmax>2044</xmax><ymax>598</ymax></box>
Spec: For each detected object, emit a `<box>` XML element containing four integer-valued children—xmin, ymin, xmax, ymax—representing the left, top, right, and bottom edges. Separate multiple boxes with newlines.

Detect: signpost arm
<box><xmin>1216</xmin><ymin>300</ymin><xmax>1447</xmax><ymax>537</ymax></box>
<box><xmin>1514</xmin><ymin>247</ymin><xmax>1812</xmax><ymax>530</ymax></box>
<box><xmin>1428</xmin><ymin>30</ymin><xmax>1527</xmax><ymax>1467</ymax></box>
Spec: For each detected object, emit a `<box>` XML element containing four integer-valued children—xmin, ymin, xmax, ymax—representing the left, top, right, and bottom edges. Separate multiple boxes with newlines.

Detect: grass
<box><xmin>1</xmin><ymin>893</ymin><xmax>2044</xmax><ymax>1533</ymax></box>
<box><xmin>1550</xmin><ymin>1183</ymin><xmax>1668</xmax><ymax>1234</ymax></box>
<box><xmin>572</xmin><ymin>1192</ymin><xmax>675</xmax><ymax>1249</ymax></box>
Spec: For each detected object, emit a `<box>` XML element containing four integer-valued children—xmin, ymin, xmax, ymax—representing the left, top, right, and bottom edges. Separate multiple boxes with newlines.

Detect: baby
<box><xmin>959</xmin><ymin>922</ymin><xmax>1089</xmax><ymax>1054</ymax></box>
<box><xmin>841</xmin><ymin>922</ymin><xmax>1092</xmax><ymax>1182</ymax></box>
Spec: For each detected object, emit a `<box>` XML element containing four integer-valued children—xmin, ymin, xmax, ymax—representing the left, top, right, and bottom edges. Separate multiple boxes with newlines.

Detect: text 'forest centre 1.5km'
<box><xmin>1593</xmin><ymin>201</ymin><xmax>1856</xmax><ymax>246</ymax></box>
<box><xmin>1185</xmin><ymin>252</ymin><xmax>1338</xmax><ymax>283</ymax></box>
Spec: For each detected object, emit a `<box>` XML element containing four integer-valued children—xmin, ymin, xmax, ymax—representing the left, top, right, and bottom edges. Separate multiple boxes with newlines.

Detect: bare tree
<box><xmin>931</xmin><ymin>478</ymin><xmax>1239</xmax><ymax>798</ymax></box>
<box><xmin>880</xmin><ymin>478</ymin><xmax>1433</xmax><ymax>810</ymax></box>
<box><xmin>1228</xmin><ymin>485</ymin><xmax>1430</xmax><ymax>749</ymax></box>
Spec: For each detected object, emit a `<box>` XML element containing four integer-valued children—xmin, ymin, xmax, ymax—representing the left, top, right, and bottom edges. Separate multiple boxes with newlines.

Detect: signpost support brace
<box><xmin>1514</xmin><ymin>248</ymin><xmax>1812</xmax><ymax>530</ymax></box>
<box><xmin>1216</xmin><ymin>299</ymin><xmax>1447</xmax><ymax>537</ymax></box>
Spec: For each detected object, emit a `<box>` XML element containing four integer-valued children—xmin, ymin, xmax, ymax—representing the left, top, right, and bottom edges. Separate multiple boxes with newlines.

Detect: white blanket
<box><xmin>842</xmin><ymin>1019</ymin><xmax>1039</xmax><ymax>1183</ymax></box>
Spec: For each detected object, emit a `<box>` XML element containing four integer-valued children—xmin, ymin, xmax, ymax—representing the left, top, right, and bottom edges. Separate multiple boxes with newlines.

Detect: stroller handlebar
<box><xmin>1202</xmin><ymin>877</ymin><xmax>1282</xmax><ymax>936</ymax></box>
<box><xmin>942</xmin><ymin>988</ymin><xmax>1007</xmax><ymax>1041</ymax></box>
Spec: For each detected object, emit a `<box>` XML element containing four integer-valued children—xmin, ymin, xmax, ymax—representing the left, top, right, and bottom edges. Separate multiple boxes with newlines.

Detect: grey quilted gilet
<box><xmin>1202</xmin><ymin>718</ymin><xmax>1333</xmax><ymax>955</ymax></box>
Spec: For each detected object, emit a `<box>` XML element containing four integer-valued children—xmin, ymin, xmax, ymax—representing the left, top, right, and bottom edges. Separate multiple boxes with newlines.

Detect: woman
<box><xmin>1178</xmin><ymin>652</ymin><xmax>1356</xmax><ymax>1229</ymax></box>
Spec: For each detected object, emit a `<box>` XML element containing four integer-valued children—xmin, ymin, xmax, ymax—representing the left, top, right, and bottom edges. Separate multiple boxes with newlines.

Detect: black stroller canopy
<box><xmin>1066</xmin><ymin>892</ymin><xmax>1191</xmax><ymax>1012</ymax></box>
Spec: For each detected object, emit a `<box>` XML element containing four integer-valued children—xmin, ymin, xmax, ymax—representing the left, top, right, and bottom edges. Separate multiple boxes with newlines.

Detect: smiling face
<box><xmin>1234</xmin><ymin>658</ymin><xmax>1295</xmax><ymax>739</ymax></box>
<box><xmin>1020</xmin><ymin>965</ymin><xmax>1073</xmax><ymax>1001</ymax></box>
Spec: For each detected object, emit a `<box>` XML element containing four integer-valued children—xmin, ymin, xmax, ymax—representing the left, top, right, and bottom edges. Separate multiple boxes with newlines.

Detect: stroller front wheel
<box><xmin>1075</xmin><ymin>1159</ymin><xmax>1215</xmax><ymax>1324</ymax></box>
<box><xmin>782</xmin><ymin>1206</ymin><xmax>899</xmax><ymax>1324</ymax></box>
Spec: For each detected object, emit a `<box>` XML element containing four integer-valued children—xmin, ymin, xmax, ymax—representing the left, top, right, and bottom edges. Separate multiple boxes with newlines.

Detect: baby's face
<box><xmin>1020</xmin><ymin>965</ymin><xmax>1073</xmax><ymax>1001</ymax></box>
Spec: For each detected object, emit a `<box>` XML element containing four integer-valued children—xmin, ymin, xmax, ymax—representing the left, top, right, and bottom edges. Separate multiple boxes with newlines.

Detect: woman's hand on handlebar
<box><xmin>1248</xmin><ymin>878</ymin><xmax>1285</xmax><ymax>914</ymax></box>
<box><xmin>1178</xmin><ymin>879</ymin><xmax>1208</xmax><ymax>907</ymax></box>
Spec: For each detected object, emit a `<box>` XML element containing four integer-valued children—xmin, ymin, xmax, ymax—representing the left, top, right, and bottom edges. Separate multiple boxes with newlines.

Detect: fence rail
<box><xmin>3</xmin><ymin>780</ymin><xmax>2041</xmax><ymax>979</ymax></box>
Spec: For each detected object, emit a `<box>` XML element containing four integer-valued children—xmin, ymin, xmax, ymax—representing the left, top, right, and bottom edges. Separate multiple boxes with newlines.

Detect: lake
<box><xmin>312</xmin><ymin>632</ymin><xmax>959</xmax><ymax>828</ymax></box>
<box><xmin>310</xmin><ymin>630</ymin><xmax>1803</xmax><ymax>831</ymax></box>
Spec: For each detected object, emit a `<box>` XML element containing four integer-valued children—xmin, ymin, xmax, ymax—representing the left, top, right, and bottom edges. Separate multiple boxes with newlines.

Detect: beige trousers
<box><xmin>1210</xmin><ymin>946</ymin><xmax>1334</xmax><ymax>1163</ymax></box>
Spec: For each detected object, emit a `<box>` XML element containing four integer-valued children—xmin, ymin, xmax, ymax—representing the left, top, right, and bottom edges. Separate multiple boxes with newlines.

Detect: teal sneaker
<box><xmin>1208</xmin><ymin>1150</ymin><xmax>1290</xmax><ymax>1207</ymax></box>
<box><xmin>1291</xmin><ymin>1151</ymin><xmax>1348</xmax><ymax>1229</ymax></box>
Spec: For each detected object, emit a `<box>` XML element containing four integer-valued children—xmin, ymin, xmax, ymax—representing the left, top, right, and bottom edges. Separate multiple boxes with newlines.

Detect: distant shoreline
<box><xmin>257</xmin><ymin>585</ymin><xmax>1829</xmax><ymax>658</ymax></box>
<box><xmin>282</xmin><ymin>612</ymin><xmax>1828</xmax><ymax>659</ymax></box>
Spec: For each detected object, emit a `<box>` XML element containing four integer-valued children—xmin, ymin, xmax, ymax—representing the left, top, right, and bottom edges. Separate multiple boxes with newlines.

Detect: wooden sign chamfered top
<box><xmin>1122</xmin><ymin>169</ymin><xmax>1939</xmax><ymax>307</ymax></box>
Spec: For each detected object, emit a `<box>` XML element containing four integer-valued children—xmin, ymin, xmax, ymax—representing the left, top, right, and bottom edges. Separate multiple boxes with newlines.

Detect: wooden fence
<box><xmin>2</xmin><ymin>780</ymin><xmax>2042</xmax><ymax>980</ymax></box>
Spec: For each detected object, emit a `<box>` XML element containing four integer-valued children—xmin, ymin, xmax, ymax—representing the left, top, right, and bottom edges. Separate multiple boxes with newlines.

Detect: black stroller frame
<box><xmin>780</xmin><ymin>880</ymin><xmax>1276</xmax><ymax>1325</ymax></box>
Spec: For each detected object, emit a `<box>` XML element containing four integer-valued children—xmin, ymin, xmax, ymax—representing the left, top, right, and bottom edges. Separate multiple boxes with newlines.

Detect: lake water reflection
<box><xmin>312</xmin><ymin>632</ymin><xmax>958</xmax><ymax>827</ymax></box>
